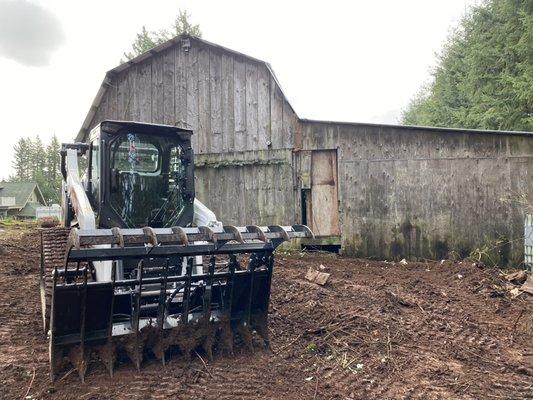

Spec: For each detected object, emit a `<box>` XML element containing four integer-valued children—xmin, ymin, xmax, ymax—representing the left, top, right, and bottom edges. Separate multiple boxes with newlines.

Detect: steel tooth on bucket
<box><xmin>150</xmin><ymin>258</ymin><xmax>170</xmax><ymax>365</ymax></box>
<box><xmin>238</xmin><ymin>253</ymin><xmax>260</xmax><ymax>353</ymax></box>
<box><xmin>173</xmin><ymin>258</ymin><xmax>198</xmax><ymax>361</ymax></box>
<box><xmin>68</xmin><ymin>345</ymin><xmax>89</xmax><ymax>383</ymax></box>
<box><xmin>97</xmin><ymin>258</ymin><xmax>118</xmax><ymax>376</ymax></box>
<box><xmin>174</xmin><ymin>323</ymin><xmax>200</xmax><ymax>362</ymax></box>
<box><xmin>252</xmin><ymin>253</ymin><xmax>274</xmax><ymax>349</ymax></box>
<box><xmin>70</xmin><ymin>265</ymin><xmax>89</xmax><ymax>382</ymax></box>
<box><xmin>219</xmin><ymin>317</ymin><xmax>234</xmax><ymax>356</ymax></box>
<box><xmin>200</xmin><ymin>256</ymin><xmax>217</xmax><ymax>361</ymax></box>
<box><xmin>125</xmin><ymin>260</ymin><xmax>146</xmax><ymax>371</ymax></box>
<box><xmin>197</xmin><ymin>317</ymin><xmax>217</xmax><ymax>362</ymax></box>
<box><xmin>96</xmin><ymin>340</ymin><xmax>116</xmax><ymax>377</ymax></box>
<box><xmin>221</xmin><ymin>254</ymin><xmax>238</xmax><ymax>356</ymax></box>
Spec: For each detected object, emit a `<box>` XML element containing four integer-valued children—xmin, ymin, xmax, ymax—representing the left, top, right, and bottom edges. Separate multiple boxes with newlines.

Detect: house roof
<box><xmin>0</xmin><ymin>181</ymin><xmax>47</xmax><ymax>209</ymax></box>
<box><xmin>76</xmin><ymin>34</ymin><xmax>295</xmax><ymax>142</ymax></box>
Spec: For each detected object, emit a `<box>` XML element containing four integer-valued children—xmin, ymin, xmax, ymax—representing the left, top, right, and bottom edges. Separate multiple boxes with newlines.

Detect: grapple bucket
<box><xmin>42</xmin><ymin>225</ymin><xmax>313</xmax><ymax>381</ymax></box>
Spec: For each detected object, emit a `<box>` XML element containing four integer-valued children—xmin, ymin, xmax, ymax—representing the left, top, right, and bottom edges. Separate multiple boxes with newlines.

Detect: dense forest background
<box><xmin>402</xmin><ymin>0</ymin><xmax>532</xmax><ymax>131</ymax></box>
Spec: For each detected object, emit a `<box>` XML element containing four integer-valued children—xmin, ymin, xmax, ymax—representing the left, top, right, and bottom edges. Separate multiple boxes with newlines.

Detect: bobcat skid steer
<box><xmin>40</xmin><ymin>120</ymin><xmax>313</xmax><ymax>381</ymax></box>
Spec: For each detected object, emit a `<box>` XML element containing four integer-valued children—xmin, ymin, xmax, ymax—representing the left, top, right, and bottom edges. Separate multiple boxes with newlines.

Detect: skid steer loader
<box><xmin>40</xmin><ymin>120</ymin><xmax>313</xmax><ymax>382</ymax></box>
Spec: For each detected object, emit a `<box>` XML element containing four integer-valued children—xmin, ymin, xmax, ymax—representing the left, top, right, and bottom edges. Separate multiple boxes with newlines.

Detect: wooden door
<box><xmin>309</xmin><ymin>150</ymin><xmax>340</xmax><ymax>236</ymax></box>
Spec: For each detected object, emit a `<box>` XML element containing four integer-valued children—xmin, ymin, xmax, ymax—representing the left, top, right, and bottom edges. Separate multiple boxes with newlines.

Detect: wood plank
<box><xmin>234</xmin><ymin>58</ymin><xmax>247</xmax><ymax>151</ymax></box>
<box><xmin>238</xmin><ymin>166</ymin><xmax>247</xmax><ymax>222</ymax></box>
<box><xmin>185</xmin><ymin>45</ymin><xmax>199</xmax><ymax>151</ymax></box>
<box><xmin>257</xmin><ymin>66</ymin><xmax>270</xmax><ymax>148</ymax></box>
<box><xmin>256</xmin><ymin>162</ymin><xmax>267</xmax><ymax>223</ymax></box>
<box><xmin>243</xmin><ymin>165</ymin><xmax>255</xmax><ymax>223</ymax></box>
<box><xmin>198</xmin><ymin>46</ymin><xmax>210</xmax><ymax>153</ymax></box>
<box><xmin>151</xmin><ymin>55</ymin><xmax>164</xmax><ymax>124</ymax></box>
<box><xmin>221</xmin><ymin>54</ymin><xmax>235</xmax><ymax>152</ymax></box>
<box><xmin>136</xmin><ymin>62</ymin><xmax>152</xmax><ymax>122</ymax></box>
<box><xmin>162</xmin><ymin>47</ymin><xmax>175</xmax><ymax>125</ymax></box>
<box><xmin>282</xmin><ymin>100</ymin><xmax>295</xmax><ymax>148</ymax></box>
<box><xmin>245</xmin><ymin>63</ymin><xmax>259</xmax><ymax>150</ymax></box>
<box><xmin>311</xmin><ymin>150</ymin><xmax>340</xmax><ymax>236</ymax></box>
<box><xmin>270</xmin><ymin>77</ymin><xmax>283</xmax><ymax>149</ymax></box>
<box><xmin>210</xmin><ymin>49</ymin><xmax>222</xmax><ymax>153</ymax></box>
<box><xmin>117</xmin><ymin>72</ymin><xmax>134</xmax><ymax>120</ymax></box>
<box><xmin>106</xmin><ymin>76</ymin><xmax>118</xmax><ymax>120</ymax></box>
<box><xmin>175</xmin><ymin>46</ymin><xmax>187</xmax><ymax>127</ymax></box>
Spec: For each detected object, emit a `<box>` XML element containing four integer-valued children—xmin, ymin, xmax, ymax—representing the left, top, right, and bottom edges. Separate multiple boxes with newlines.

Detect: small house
<box><xmin>0</xmin><ymin>181</ymin><xmax>47</xmax><ymax>219</ymax></box>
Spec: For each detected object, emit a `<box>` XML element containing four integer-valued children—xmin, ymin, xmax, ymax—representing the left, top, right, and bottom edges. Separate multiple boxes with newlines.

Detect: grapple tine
<box><xmin>126</xmin><ymin>260</ymin><xmax>144</xmax><ymax>371</ymax></box>
<box><xmin>69</xmin><ymin>266</ymin><xmax>88</xmax><ymax>383</ymax></box>
<box><xmin>221</xmin><ymin>255</ymin><xmax>237</xmax><ymax>356</ymax></box>
<box><xmin>238</xmin><ymin>254</ymin><xmax>258</xmax><ymax>353</ymax></box>
<box><xmin>248</xmin><ymin>253</ymin><xmax>274</xmax><ymax>349</ymax></box>
<box><xmin>98</xmin><ymin>261</ymin><xmax>117</xmax><ymax>377</ymax></box>
<box><xmin>201</xmin><ymin>256</ymin><xmax>216</xmax><ymax>361</ymax></box>
<box><xmin>176</xmin><ymin>259</ymin><xmax>194</xmax><ymax>360</ymax></box>
<box><xmin>68</xmin><ymin>345</ymin><xmax>88</xmax><ymax>383</ymax></box>
<box><xmin>181</xmin><ymin>258</ymin><xmax>193</xmax><ymax>323</ymax></box>
<box><xmin>153</xmin><ymin>258</ymin><xmax>170</xmax><ymax>364</ymax></box>
<box><xmin>203</xmin><ymin>256</ymin><xmax>216</xmax><ymax>320</ymax></box>
<box><xmin>97</xmin><ymin>341</ymin><xmax>115</xmax><ymax>378</ymax></box>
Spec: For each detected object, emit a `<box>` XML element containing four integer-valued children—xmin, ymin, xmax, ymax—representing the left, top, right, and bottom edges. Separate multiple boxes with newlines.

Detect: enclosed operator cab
<box><xmin>62</xmin><ymin>121</ymin><xmax>196</xmax><ymax>229</ymax></box>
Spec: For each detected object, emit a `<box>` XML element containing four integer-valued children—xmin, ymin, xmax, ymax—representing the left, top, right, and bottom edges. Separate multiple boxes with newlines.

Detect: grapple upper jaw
<box><xmin>47</xmin><ymin>224</ymin><xmax>313</xmax><ymax>381</ymax></box>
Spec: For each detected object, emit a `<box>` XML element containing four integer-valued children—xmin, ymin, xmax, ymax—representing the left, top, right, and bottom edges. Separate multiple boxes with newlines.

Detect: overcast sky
<box><xmin>0</xmin><ymin>0</ymin><xmax>480</xmax><ymax>179</ymax></box>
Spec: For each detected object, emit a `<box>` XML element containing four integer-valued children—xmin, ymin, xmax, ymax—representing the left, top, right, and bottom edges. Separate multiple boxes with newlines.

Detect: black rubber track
<box><xmin>40</xmin><ymin>227</ymin><xmax>71</xmax><ymax>334</ymax></box>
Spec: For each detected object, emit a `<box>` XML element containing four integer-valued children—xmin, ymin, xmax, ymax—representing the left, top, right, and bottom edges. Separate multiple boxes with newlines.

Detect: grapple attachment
<box><xmin>42</xmin><ymin>225</ymin><xmax>313</xmax><ymax>381</ymax></box>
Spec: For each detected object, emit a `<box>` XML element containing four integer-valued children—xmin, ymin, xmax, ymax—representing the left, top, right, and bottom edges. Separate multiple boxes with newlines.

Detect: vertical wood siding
<box><xmin>300</xmin><ymin>121</ymin><xmax>533</xmax><ymax>265</ymax></box>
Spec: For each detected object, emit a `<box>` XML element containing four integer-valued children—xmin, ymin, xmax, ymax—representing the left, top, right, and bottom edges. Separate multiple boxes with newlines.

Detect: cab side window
<box><xmin>90</xmin><ymin>141</ymin><xmax>100</xmax><ymax>201</ymax></box>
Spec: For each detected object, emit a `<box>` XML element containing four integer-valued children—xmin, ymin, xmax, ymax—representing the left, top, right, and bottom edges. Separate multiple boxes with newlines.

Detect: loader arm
<box><xmin>63</xmin><ymin>147</ymin><xmax>96</xmax><ymax>229</ymax></box>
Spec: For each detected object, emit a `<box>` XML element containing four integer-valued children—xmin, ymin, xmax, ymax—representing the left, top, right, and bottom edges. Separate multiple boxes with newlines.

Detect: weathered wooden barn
<box><xmin>78</xmin><ymin>35</ymin><xmax>533</xmax><ymax>265</ymax></box>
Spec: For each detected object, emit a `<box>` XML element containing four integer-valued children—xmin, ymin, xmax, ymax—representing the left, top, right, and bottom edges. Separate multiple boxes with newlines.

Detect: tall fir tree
<box><xmin>12</xmin><ymin>138</ymin><xmax>30</xmax><ymax>181</ymax></box>
<box><xmin>123</xmin><ymin>9</ymin><xmax>201</xmax><ymax>61</ymax></box>
<box><xmin>46</xmin><ymin>135</ymin><xmax>61</xmax><ymax>183</ymax></box>
<box><xmin>402</xmin><ymin>0</ymin><xmax>532</xmax><ymax>131</ymax></box>
<box><xmin>31</xmin><ymin>136</ymin><xmax>46</xmax><ymax>180</ymax></box>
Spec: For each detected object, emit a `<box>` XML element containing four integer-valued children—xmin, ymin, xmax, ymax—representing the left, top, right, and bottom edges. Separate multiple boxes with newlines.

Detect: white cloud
<box><xmin>0</xmin><ymin>0</ymin><xmax>65</xmax><ymax>66</ymax></box>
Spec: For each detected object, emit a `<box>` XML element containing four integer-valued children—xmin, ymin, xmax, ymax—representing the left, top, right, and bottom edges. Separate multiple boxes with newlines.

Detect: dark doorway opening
<box><xmin>301</xmin><ymin>243</ymin><xmax>341</xmax><ymax>253</ymax></box>
<box><xmin>301</xmin><ymin>189</ymin><xmax>309</xmax><ymax>226</ymax></box>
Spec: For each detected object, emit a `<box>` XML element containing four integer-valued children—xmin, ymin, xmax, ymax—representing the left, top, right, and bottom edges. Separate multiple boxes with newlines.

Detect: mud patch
<box><xmin>0</xmin><ymin>227</ymin><xmax>532</xmax><ymax>399</ymax></box>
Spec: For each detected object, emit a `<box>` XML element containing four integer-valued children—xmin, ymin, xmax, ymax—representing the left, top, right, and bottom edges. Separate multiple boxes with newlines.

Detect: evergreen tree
<box><xmin>123</xmin><ymin>9</ymin><xmax>202</xmax><ymax>61</ymax></box>
<box><xmin>9</xmin><ymin>135</ymin><xmax>62</xmax><ymax>204</ymax></box>
<box><xmin>402</xmin><ymin>0</ymin><xmax>533</xmax><ymax>131</ymax></box>
<box><xmin>12</xmin><ymin>138</ymin><xmax>30</xmax><ymax>181</ymax></box>
<box><xmin>31</xmin><ymin>136</ymin><xmax>46</xmax><ymax>180</ymax></box>
<box><xmin>46</xmin><ymin>135</ymin><xmax>61</xmax><ymax>183</ymax></box>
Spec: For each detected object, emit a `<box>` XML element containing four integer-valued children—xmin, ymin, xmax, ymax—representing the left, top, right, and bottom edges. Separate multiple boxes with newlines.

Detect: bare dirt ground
<box><xmin>1</xmin><ymin>225</ymin><xmax>532</xmax><ymax>400</ymax></box>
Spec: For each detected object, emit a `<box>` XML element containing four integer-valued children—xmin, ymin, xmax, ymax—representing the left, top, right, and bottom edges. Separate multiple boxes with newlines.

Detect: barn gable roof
<box><xmin>76</xmin><ymin>34</ymin><xmax>296</xmax><ymax>142</ymax></box>
<box><xmin>78</xmin><ymin>35</ymin><xmax>531</xmax><ymax>143</ymax></box>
